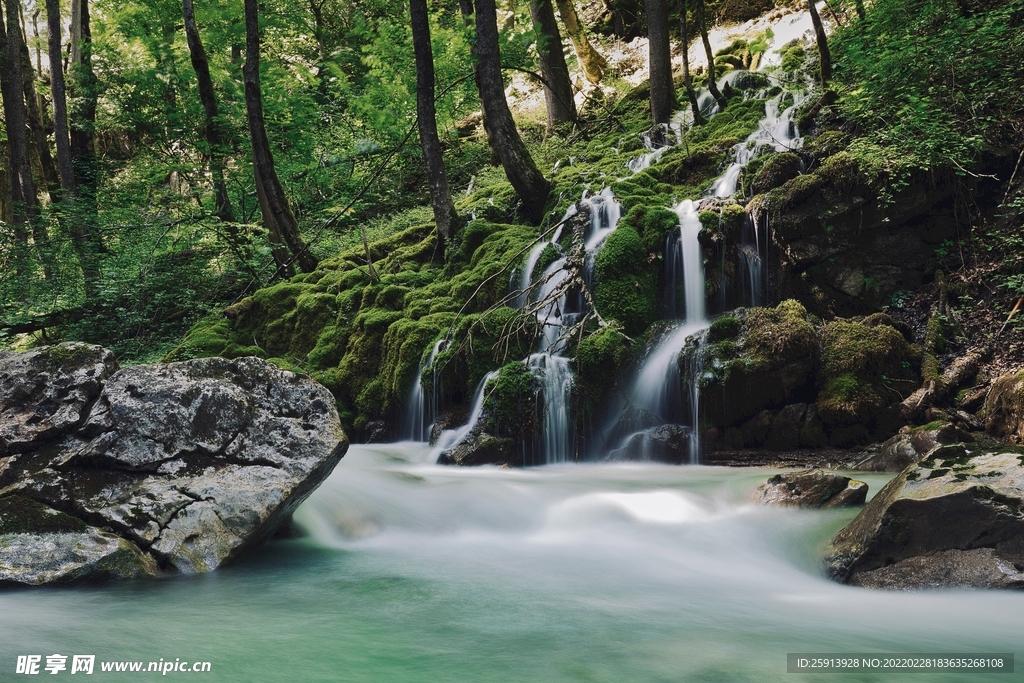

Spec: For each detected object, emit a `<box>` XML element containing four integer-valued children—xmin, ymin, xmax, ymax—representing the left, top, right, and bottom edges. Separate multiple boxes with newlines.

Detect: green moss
<box><xmin>621</xmin><ymin>204</ymin><xmax>679</xmax><ymax>255</ymax></box>
<box><xmin>780</xmin><ymin>42</ymin><xmax>806</xmax><ymax>74</ymax></box>
<box><xmin>575</xmin><ymin>326</ymin><xmax>631</xmax><ymax>409</ymax></box>
<box><xmin>817</xmin><ymin>319</ymin><xmax>920</xmax><ymax>431</ymax></box>
<box><xmin>708</xmin><ymin>315</ymin><xmax>741</xmax><ymax>342</ymax></box>
<box><xmin>484</xmin><ymin>361</ymin><xmax>538</xmax><ymax>437</ymax></box>
<box><xmin>594</xmin><ymin>226</ymin><xmax>659</xmax><ymax>336</ymax></box>
<box><xmin>0</xmin><ymin>496</ymin><xmax>89</xmax><ymax>535</ymax></box>
<box><xmin>746</xmin><ymin>300</ymin><xmax>817</xmax><ymax>369</ymax></box>
<box><xmin>751</xmin><ymin>152</ymin><xmax>802</xmax><ymax>195</ymax></box>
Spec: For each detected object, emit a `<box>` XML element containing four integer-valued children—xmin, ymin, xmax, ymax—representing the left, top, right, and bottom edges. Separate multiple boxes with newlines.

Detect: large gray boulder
<box><xmin>825</xmin><ymin>444</ymin><xmax>1024</xmax><ymax>589</ymax></box>
<box><xmin>0</xmin><ymin>344</ymin><xmax>348</xmax><ymax>584</ymax></box>
<box><xmin>853</xmin><ymin>422</ymin><xmax>971</xmax><ymax>472</ymax></box>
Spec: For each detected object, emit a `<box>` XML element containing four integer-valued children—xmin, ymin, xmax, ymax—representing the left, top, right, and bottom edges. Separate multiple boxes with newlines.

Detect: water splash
<box><xmin>432</xmin><ymin>370</ymin><xmax>500</xmax><ymax>459</ymax></box>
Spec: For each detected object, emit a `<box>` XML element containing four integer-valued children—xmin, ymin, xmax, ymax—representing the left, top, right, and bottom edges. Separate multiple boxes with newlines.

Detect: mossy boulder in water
<box><xmin>826</xmin><ymin>445</ymin><xmax>1024</xmax><ymax>589</ymax></box>
<box><xmin>690</xmin><ymin>300</ymin><xmax>819</xmax><ymax>428</ymax></box>
<box><xmin>816</xmin><ymin>319</ymin><xmax>920</xmax><ymax>446</ymax></box>
<box><xmin>0</xmin><ymin>346</ymin><xmax>348</xmax><ymax>585</ymax></box>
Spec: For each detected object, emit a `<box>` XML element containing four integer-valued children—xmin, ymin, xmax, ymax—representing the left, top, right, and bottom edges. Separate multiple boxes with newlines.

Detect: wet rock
<box><xmin>0</xmin><ymin>343</ymin><xmax>118</xmax><ymax>456</ymax></box>
<box><xmin>753</xmin><ymin>469</ymin><xmax>867</xmax><ymax>508</ymax></box>
<box><xmin>0</xmin><ymin>349</ymin><xmax>348</xmax><ymax>582</ymax></box>
<box><xmin>740</xmin><ymin>410</ymin><xmax>774</xmax><ymax>448</ymax></box>
<box><xmin>0</xmin><ymin>496</ymin><xmax>157</xmax><ymax>586</ymax></box>
<box><xmin>798</xmin><ymin>404</ymin><xmax>828</xmax><ymax>448</ymax></box>
<box><xmin>854</xmin><ymin>423</ymin><xmax>971</xmax><ymax>472</ymax></box>
<box><xmin>438</xmin><ymin>433</ymin><xmax>515</xmax><ymax>467</ymax></box>
<box><xmin>364</xmin><ymin>420</ymin><xmax>389</xmax><ymax>443</ymax></box>
<box><xmin>610</xmin><ymin>425</ymin><xmax>691</xmax><ymax>464</ymax></box>
<box><xmin>765</xmin><ymin>403</ymin><xmax>806</xmax><ymax>451</ymax></box>
<box><xmin>826</xmin><ymin>445</ymin><xmax>1024</xmax><ymax>589</ymax></box>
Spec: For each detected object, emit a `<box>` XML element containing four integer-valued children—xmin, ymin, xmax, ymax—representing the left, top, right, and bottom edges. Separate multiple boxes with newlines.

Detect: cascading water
<box><xmin>431</xmin><ymin>369</ymin><xmax>500</xmax><ymax>458</ymax></box>
<box><xmin>403</xmin><ymin>339</ymin><xmax>446</xmax><ymax>442</ymax></box>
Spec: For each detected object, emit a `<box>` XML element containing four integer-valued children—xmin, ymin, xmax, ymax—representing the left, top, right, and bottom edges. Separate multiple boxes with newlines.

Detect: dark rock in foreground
<box><xmin>0</xmin><ymin>344</ymin><xmax>348</xmax><ymax>586</ymax></box>
<box><xmin>753</xmin><ymin>469</ymin><xmax>867</xmax><ymax>508</ymax></box>
<box><xmin>853</xmin><ymin>422</ymin><xmax>972</xmax><ymax>472</ymax></box>
<box><xmin>825</xmin><ymin>445</ymin><xmax>1024</xmax><ymax>589</ymax></box>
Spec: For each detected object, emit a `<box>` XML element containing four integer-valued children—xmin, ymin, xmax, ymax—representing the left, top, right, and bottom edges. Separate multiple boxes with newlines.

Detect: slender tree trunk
<box><xmin>645</xmin><ymin>0</ymin><xmax>673</xmax><ymax>126</ymax></box>
<box><xmin>530</xmin><ymin>0</ymin><xmax>576</xmax><ymax>133</ymax></box>
<box><xmin>678</xmin><ymin>0</ymin><xmax>704</xmax><ymax>125</ymax></box>
<box><xmin>474</xmin><ymin>0</ymin><xmax>551</xmax><ymax>224</ymax></box>
<box><xmin>46</xmin><ymin>0</ymin><xmax>75</xmax><ymax>195</ymax></box>
<box><xmin>458</xmin><ymin>0</ymin><xmax>501</xmax><ymax>166</ymax></box>
<box><xmin>808</xmin><ymin>0</ymin><xmax>831</xmax><ymax>88</ymax></box>
<box><xmin>19</xmin><ymin>28</ymin><xmax>60</xmax><ymax>201</ymax></box>
<box><xmin>853</xmin><ymin>0</ymin><xmax>865</xmax><ymax>20</ymax></box>
<box><xmin>244</xmin><ymin>0</ymin><xmax>317</xmax><ymax>274</ymax></box>
<box><xmin>695</xmin><ymin>0</ymin><xmax>725</xmax><ymax>111</ymax></box>
<box><xmin>0</xmin><ymin>0</ymin><xmax>39</xmax><ymax>276</ymax></box>
<box><xmin>0</xmin><ymin>139</ymin><xmax>10</xmax><ymax>223</ymax></box>
<box><xmin>410</xmin><ymin>0</ymin><xmax>458</xmax><ymax>250</ymax></box>
<box><xmin>69</xmin><ymin>0</ymin><xmax>99</xmax><ymax>233</ymax></box>
<box><xmin>183</xmin><ymin>0</ymin><xmax>236</xmax><ymax>223</ymax></box>
<box><xmin>554</xmin><ymin>0</ymin><xmax>606</xmax><ymax>85</ymax></box>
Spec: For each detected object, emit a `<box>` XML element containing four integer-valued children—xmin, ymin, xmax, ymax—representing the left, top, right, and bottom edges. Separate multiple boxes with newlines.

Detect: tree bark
<box><xmin>554</xmin><ymin>0</ymin><xmax>606</xmax><ymax>85</ymax></box>
<box><xmin>410</xmin><ymin>0</ymin><xmax>458</xmax><ymax>249</ymax></box>
<box><xmin>808</xmin><ymin>0</ymin><xmax>831</xmax><ymax>88</ymax></box>
<box><xmin>18</xmin><ymin>27</ymin><xmax>60</xmax><ymax>201</ymax></box>
<box><xmin>183</xmin><ymin>0</ymin><xmax>235</xmax><ymax>223</ymax></box>
<box><xmin>458</xmin><ymin>0</ymin><xmax>501</xmax><ymax>166</ymax></box>
<box><xmin>244</xmin><ymin>0</ymin><xmax>317</xmax><ymax>274</ymax></box>
<box><xmin>0</xmin><ymin>1</ymin><xmax>38</xmax><ymax>276</ymax></box>
<box><xmin>45</xmin><ymin>0</ymin><xmax>75</xmax><ymax>195</ymax></box>
<box><xmin>853</xmin><ymin>0</ymin><xmax>865</xmax><ymax>20</ymax></box>
<box><xmin>530</xmin><ymin>0</ymin><xmax>576</xmax><ymax>133</ymax></box>
<box><xmin>645</xmin><ymin>0</ymin><xmax>673</xmax><ymax>126</ymax></box>
<box><xmin>474</xmin><ymin>0</ymin><xmax>551</xmax><ymax>224</ymax></box>
<box><xmin>678</xmin><ymin>0</ymin><xmax>705</xmax><ymax>125</ymax></box>
<box><xmin>0</xmin><ymin>1</ymin><xmax>39</xmax><ymax>225</ymax></box>
<box><xmin>69</xmin><ymin>0</ymin><xmax>98</xmax><ymax>220</ymax></box>
<box><xmin>695</xmin><ymin>0</ymin><xmax>725</xmax><ymax>111</ymax></box>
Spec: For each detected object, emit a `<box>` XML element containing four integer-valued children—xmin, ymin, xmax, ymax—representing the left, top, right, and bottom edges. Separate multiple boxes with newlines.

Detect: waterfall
<box><xmin>673</xmin><ymin>200</ymin><xmax>707</xmax><ymax>324</ymax></box>
<box><xmin>528</xmin><ymin>353</ymin><xmax>574</xmax><ymax>464</ymax></box>
<box><xmin>404</xmin><ymin>339</ymin><xmax>446</xmax><ymax>442</ymax></box>
<box><xmin>431</xmin><ymin>370</ymin><xmax>500</xmax><ymax>458</ymax></box>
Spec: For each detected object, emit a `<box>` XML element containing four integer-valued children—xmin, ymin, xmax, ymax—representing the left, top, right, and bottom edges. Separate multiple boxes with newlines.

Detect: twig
<box><xmin>997</xmin><ymin>296</ymin><xmax>1023</xmax><ymax>337</ymax></box>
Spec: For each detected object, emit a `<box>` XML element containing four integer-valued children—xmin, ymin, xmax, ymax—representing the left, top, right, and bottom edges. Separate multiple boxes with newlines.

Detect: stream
<box><xmin>3</xmin><ymin>443</ymin><xmax>1021</xmax><ymax>681</ymax></box>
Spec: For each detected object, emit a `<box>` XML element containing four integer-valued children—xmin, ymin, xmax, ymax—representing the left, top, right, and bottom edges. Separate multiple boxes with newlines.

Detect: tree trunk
<box><xmin>853</xmin><ymin>0</ymin><xmax>865</xmax><ymax>20</ymax></box>
<box><xmin>808</xmin><ymin>0</ymin><xmax>831</xmax><ymax>88</ymax></box>
<box><xmin>458</xmin><ymin>0</ymin><xmax>502</xmax><ymax>166</ymax></box>
<box><xmin>410</xmin><ymin>0</ymin><xmax>458</xmax><ymax>250</ymax></box>
<box><xmin>45</xmin><ymin>0</ymin><xmax>75</xmax><ymax>195</ymax></box>
<box><xmin>678</xmin><ymin>0</ymin><xmax>705</xmax><ymax>125</ymax></box>
<box><xmin>554</xmin><ymin>0</ymin><xmax>606</xmax><ymax>85</ymax></box>
<box><xmin>530</xmin><ymin>0</ymin><xmax>576</xmax><ymax>133</ymax></box>
<box><xmin>474</xmin><ymin>0</ymin><xmax>551</xmax><ymax>224</ymax></box>
<box><xmin>18</xmin><ymin>27</ymin><xmax>60</xmax><ymax>201</ymax></box>
<box><xmin>645</xmin><ymin>0</ymin><xmax>673</xmax><ymax>126</ymax></box>
<box><xmin>69</xmin><ymin>0</ymin><xmax>99</xmax><ymax>228</ymax></box>
<box><xmin>0</xmin><ymin>0</ymin><xmax>38</xmax><ymax>276</ymax></box>
<box><xmin>183</xmin><ymin>0</ymin><xmax>236</xmax><ymax>223</ymax></box>
<box><xmin>695</xmin><ymin>0</ymin><xmax>725</xmax><ymax>111</ymax></box>
<box><xmin>244</xmin><ymin>0</ymin><xmax>317</xmax><ymax>274</ymax></box>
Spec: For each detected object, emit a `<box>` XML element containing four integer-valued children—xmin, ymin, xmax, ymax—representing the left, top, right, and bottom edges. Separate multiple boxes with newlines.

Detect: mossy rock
<box><xmin>0</xmin><ymin>496</ymin><xmax>89</xmax><ymax>535</ymax></box>
<box><xmin>484</xmin><ymin>361</ymin><xmax>539</xmax><ymax>442</ymax></box>
<box><xmin>594</xmin><ymin>226</ymin><xmax>659</xmax><ymax>337</ymax></box>
<box><xmin>687</xmin><ymin>300</ymin><xmax>819</xmax><ymax>428</ymax></box>
<box><xmin>751</xmin><ymin>152</ymin><xmax>802</xmax><ymax>195</ymax></box>
<box><xmin>816</xmin><ymin>319</ymin><xmax>920</xmax><ymax>443</ymax></box>
<box><xmin>621</xmin><ymin>204</ymin><xmax>679</xmax><ymax>255</ymax></box>
<box><xmin>575</xmin><ymin>326</ymin><xmax>632</xmax><ymax>410</ymax></box>
<box><xmin>808</xmin><ymin>130</ymin><xmax>851</xmax><ymax>159</ymax></box>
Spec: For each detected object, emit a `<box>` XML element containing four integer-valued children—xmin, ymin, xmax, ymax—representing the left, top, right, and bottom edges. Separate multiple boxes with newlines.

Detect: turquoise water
<box><xmin>1</xmin><ymin>443</ymin><xmax>1021</xmax><ymax>682</ymax></box>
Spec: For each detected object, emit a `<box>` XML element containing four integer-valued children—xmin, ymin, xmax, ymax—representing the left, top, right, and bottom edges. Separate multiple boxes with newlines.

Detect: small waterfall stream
<box><xmin>404</xmin><ymin>339</ymin><xmax>446</xmax><ymax>442</ymax></box>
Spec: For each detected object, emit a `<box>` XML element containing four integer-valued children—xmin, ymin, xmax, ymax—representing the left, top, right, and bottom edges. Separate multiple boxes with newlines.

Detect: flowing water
<box><xmin>403</xmin><ymin>339</ymin><xmax>446</xmax><ymax>442</ymax></box>
<box><xmin>4</xmin><ymin>443</ymin><xmax>1019</xmax><ymax>682</ymax></box>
